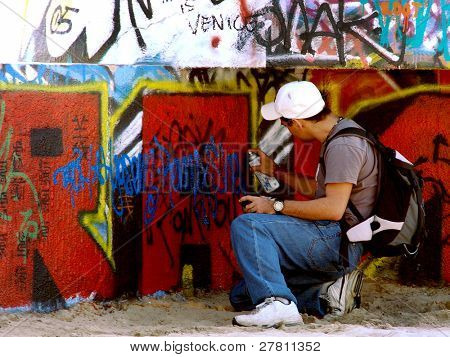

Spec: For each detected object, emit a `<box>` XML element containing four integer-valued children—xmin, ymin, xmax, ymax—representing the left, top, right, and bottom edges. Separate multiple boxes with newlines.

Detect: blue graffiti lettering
<box><xmin>53</xmin><ymin>136</ymin><xmax>242</xmax><ymax>224</ymax></box>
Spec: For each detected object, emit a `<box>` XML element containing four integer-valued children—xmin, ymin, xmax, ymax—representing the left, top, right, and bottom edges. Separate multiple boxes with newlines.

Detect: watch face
<box><xmin>274</xmin><ymin>200</ymin><xmax>283</xmax><ymax>212</ymax></box>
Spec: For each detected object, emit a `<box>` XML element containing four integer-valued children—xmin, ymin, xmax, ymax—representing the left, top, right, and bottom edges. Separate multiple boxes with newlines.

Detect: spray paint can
<box><xmin>248</xmin><ymin>151</ymin><xmax>280</xmax><ymax>194</ymax></box>
<box><xmin>258</xmin><ymin>119</ymin><xmax>293</xmax><ymax>166</ymax></box>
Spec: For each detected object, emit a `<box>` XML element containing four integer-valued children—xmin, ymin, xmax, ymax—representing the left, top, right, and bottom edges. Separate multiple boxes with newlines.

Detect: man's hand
<box><xmin>249</xmin><ymin>149</ymin><xmax>276</xmax><ymax>176</ymax></box>
<box><xmin>239</xmin><ymin>195</ymin><xmax>275</xmax><ymax>214</ymax></box>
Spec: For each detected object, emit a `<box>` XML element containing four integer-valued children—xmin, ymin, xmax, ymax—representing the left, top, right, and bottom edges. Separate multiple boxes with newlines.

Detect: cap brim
<box><xmin>261</xmin><ymin>102</ymin><xmax>281</xmax><ymax>120</ymax></box>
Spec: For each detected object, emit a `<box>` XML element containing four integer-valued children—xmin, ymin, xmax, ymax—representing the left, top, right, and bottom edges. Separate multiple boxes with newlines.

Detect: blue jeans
<box><xmin>230</xmin><ymin>213</ymin><xmax>363</xmax><ymax>317</ymax></box>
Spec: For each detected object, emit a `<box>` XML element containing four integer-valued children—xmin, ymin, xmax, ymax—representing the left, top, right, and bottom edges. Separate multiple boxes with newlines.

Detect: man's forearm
<box><xmin>282</xmin><ymin>197</ymin><xmax>342</xmax><ymax>221</ymax></box>
<box><xmin>275</xmin><ymin>170</ymin><xmax>316</xmax><ymax>198</ymax></box>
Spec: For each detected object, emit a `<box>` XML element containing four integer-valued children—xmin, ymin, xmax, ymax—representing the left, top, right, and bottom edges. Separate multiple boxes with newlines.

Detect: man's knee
<box><xmin>230</xmin><ymin>214</ymin><xmax>254</xmax><ymax>243</ymax></box>
<box><xmin>231</xmin><ymin>214</ymin><xmax>252</xmax><ymax>232</ymax></box>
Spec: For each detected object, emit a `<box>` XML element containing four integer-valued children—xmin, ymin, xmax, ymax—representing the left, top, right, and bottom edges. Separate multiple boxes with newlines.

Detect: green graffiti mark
<box><xmin>0</xmin><ymin>99</ymin><xmax>45</xmax><ymax>261</ymax></box>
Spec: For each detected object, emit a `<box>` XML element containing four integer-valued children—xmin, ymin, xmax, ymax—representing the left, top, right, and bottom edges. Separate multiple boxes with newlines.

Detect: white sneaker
<box><xmin>321</xmin><ymin>269</ymin><xmax>363</xmax><ymax>317</ymax></box>
<box><xmin>232</xmin><ymin>297</ymin><xmax>303</xmax><ymax>328</ymax></box>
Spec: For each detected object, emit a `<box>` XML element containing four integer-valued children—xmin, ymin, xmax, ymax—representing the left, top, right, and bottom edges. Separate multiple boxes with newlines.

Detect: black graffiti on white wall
<box><xmin>49</xmin><ymin>5</ymin><xmax>80</xmax><ymax>35</ymax></box>
<box><xmin>244</xmin><ymin>0</ymin><xmax>406</xmax><ymax>66</ymax></box>
<box><xmin>127</xmin><ymin>0</ymin><xmax>153</xmax><ymax>52</ymax></box>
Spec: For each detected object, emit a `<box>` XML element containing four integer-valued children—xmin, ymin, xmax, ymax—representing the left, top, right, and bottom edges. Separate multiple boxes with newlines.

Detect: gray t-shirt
<box><xmin>315</xmin><ymin>119</ymin><xmax>378</xmax><ymax>226</ymax></box>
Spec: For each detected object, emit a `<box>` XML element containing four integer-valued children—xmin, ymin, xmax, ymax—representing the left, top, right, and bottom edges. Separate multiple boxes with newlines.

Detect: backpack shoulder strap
<box><xmin>319</xmin><ymin>127</ymin><xmax>373</xmax><ymax>228</ymax></box>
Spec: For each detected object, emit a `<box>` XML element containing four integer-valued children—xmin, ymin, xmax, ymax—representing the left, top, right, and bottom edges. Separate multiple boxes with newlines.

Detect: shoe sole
<box><xmin>232</xmin><ymin>317</ymin><xmax>303</xmax><ymax>328</ymax></box>
<box><xmin>344</xmin><ymin>269</ymin><xmax>364</xmax><ymax>313</ymax></box>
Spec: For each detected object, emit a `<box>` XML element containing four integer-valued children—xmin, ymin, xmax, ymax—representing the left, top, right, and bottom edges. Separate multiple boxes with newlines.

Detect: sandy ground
<box><xmin>0</xmin><ymin>278</ymin><xmax>448</xmax><ymax>337</ymax></box>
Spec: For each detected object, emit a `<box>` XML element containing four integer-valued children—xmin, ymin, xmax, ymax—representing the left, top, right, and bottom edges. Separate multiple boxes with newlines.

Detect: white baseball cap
<box><xmin>261</xmin><ymin>81</ymin><xmax>325</xmax><ymax>120</ymax></box>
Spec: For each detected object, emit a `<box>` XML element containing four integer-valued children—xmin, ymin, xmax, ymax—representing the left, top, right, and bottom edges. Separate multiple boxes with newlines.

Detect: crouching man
<box><xmin>230</xmin><ymin>81</ymin><xmax>378</xmax><ymax>327</ymax></box>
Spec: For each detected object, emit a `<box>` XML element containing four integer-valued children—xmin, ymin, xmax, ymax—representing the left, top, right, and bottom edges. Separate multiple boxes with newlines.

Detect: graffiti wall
<box><xmin>0</xmin><ymin>83</ymin><xmax>115</xmax><ymax>311</ymax></box>
<box><xmin>0</xmin><ymin>0</ymin><xmax>448</xmax><ymax>69</ymax></box>
<box><xmin>0</xmin><ymin>64</ymin><xmax>448</xmax><ymax>311</ymax></box>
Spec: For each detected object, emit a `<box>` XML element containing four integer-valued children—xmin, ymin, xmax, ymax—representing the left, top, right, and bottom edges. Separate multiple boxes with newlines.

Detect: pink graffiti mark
<box><xmin>316</xmin><ymin>22</ymin><xmax>337</xmax><ymax>56</ymax></box>
<box><xmin>347</xmin><ymin>33</ymin><xmax>370</xmax><ymax>67</ymax></box>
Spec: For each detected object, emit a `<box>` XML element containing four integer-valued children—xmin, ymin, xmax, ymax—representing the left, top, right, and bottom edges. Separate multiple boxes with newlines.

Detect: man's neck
<box><xmin>314</xmin><ymin>113</ymin><xmax>341</xmax><ymax>143</ymax></box>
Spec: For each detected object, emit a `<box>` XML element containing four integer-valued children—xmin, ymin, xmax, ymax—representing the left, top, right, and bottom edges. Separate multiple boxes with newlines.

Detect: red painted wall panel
<box><xmin>0</xmin><ymin>90</ymin><xmax>114</xmax><ymax>309</ymax></box>
<box><xmin>378</xmin><ymin>95</ymin><xmax>450</xmax><ymax>281</ymax></box>
<box><xmin>140</xmin><ymin>94</ymin><xmax>248</xmax><ymax>295</ymax></box>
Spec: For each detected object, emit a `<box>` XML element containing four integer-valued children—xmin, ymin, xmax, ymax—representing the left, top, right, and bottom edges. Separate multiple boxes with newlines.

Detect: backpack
<box><xmin>320</xmin><ymin>126</ymin><xmax>426</xmax><ymax>261</ymax></box>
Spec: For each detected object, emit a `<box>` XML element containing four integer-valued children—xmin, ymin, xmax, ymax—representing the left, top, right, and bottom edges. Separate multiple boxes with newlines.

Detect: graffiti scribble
<box><xmin>0</xmin><ymin>100</ymin><xmax>45</xmax><ymax>262</ymax></box>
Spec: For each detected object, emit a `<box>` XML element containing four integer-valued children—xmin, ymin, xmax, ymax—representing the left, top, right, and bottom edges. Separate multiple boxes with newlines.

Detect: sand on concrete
<box><xmin>0</xmin><ymin>278</ymin><xmax>448</xmax><ymax>337</ymax></box>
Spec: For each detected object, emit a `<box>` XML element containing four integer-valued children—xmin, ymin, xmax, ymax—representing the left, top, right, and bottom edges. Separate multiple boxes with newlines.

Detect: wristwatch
<box><xmin>273</xmin><ymin>199</ymin><xmax>284</xmax><ymax>215</ymax></box>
